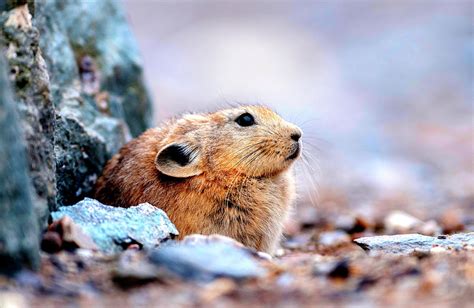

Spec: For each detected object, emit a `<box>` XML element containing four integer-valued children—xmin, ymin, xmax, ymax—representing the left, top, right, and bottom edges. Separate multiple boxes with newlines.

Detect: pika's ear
<box><xmin>155</xmin><ymin>142</ymin><xmax>203</xmax><ymax>178</ymax></box>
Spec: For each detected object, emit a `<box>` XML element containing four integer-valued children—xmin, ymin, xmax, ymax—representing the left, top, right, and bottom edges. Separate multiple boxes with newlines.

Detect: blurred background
<box><xmin>123</xmin><ymin>0</ymin><xmax>473</xmax><ymax>223</ymax></box>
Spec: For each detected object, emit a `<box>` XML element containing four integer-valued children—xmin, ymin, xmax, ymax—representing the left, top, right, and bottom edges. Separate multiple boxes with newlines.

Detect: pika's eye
<box><xmin>235</xmin><ymin>113</ymin><xmax>255</xmax><ymax>127</ymax></box>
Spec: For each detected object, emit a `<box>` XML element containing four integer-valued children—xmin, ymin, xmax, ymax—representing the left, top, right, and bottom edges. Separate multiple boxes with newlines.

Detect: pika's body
<box><xmin>94</xmin><ymin>106</ymin><xmax>302</xmax><ymax>254</ymax></box>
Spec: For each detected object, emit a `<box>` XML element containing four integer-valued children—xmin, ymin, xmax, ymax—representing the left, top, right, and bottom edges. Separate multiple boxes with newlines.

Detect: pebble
<box><xmin>384</xmin><ymin>210</ymin><xmax>423</xmax><ymax>234</ymax></box>
<box><xmin>113</xmin><ymin>250</ymin><xmax>165</xmax><ymax>287</ymax></box>
<box><xmin>318</xmin><ymin>231</ymin><xmax>351</xmax><ymax>248</ymax></box>
<box><xmin>439</xmin><ymin>209</ymin><xmax>465</xmax><ymax>234</ymax></box>
<box><xmin>283</xmin><ymin>233</ymin><xmax>313</xmax><ymax>249</ymax></box>
<box><xmin>41</xmin><ymin>231</ymin><xmax>63</xmax><ymax>253</ymax></box>
<box><xmin>297</xmin><ymin>206</ymin><xmax>319</xmax><ymax>228</ymax></box>
<box><xmin>384</xmin><ymin>210</ymin><xmax>441</xmax><ymax>235</ymax></box>
<box><xmin>419</xmin><ymin>220</ymin><xmax>442</xmax><ymax>236</ymax></box>
<box><xmin>335</xmin><ymin>214</ymin><xmax>372</xmax><ymax>234</ymax></box>
<box><xmin>313</xmin><ymin>261</ymin><xmax>338</xmax><ymax>276</ymax></box>
<box><xmin>327</xmin><ymin>260</ymin><xmax>351</xmax><ymax>279</ymax></box>
<box><xmin>46</xmin><ymin>216</ymin><xmax>98</xmax><ymax>252</ymax></box>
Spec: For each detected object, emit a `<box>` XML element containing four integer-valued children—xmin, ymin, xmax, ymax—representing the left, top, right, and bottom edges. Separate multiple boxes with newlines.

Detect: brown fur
<box><xmin>94</xmin><ymin>106</ymin><xmax>302</xmax><ymax>254</ymax></box>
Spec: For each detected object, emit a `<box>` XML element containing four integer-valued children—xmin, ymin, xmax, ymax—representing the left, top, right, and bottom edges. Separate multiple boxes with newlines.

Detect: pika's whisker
<box><xmin>299</xmin><ymin>152</ymin><xmax>320</xmax><ymax>207</ymax></box>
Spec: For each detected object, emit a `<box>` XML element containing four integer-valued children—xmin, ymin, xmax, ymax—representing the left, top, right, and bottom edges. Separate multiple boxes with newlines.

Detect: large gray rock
<box><xmin>0</xmin><ymin>3</ymin><xmax>55</xmax><ymax>226</ymax></box>
<box><xmin>33</xmin><ymin>0</ymin><xmax>151</xmax><ymax>206</ymax></box>
<box><xmin>0</xmin><ymin>1</ymin><xmax>152</xmax><ymax>208</ymax></box>
<box><xmin>354</xmin><ymin>232</ymin><xmax>474</xmax><ymax>255</ymax></box>
<box><xmin>51</xmin><ymin>198</ymin><xmax>179</xmax><ymax>254</ymax></box>
<box><xmin>0</xmin><ymin>52</ymin><xmax>40</xmax><ymax>274</ymax></box>
<box><xmin>0</xmin><ymin>1</ymin><xmax>152</xmax><ymax>272</ymax></box>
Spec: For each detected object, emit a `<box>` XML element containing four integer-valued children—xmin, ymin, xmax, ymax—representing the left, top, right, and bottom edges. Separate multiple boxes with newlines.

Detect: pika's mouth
<box><xmin>286</xmin><ymin>143</ymin><xmax>301</xmax><ymax>160</ymax></box>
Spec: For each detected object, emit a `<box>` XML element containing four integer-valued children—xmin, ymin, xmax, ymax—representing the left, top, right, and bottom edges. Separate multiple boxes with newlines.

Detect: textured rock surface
<box><xmin>149</xmin><ymin>234</ymin><xmax>266</xmax><ymax>282</ymax></box>
<box><xmin>354</xmin><ymin>232</ymin><xmax>474</xmax><ymax>255</ymax></box>
<box><xmin>35</xmin><ymin>0</ymin><xmax>151</xmax><ymax>137</ymax></box>
<box><xmin>51</xmin><ymin>198</ymin><xmax>178</xmax><ymax>253</ymax></box>
<box><xmin>0</xmin><ymin>1</ymin><xmax>151</xmax><ymax>273</ymax></box>
<box><xmin>0</xmin><ymin>1</ymin><xmax>152</xmax><ymax>208</ymax></box>
<box><xmin>0</xmin><ymin>4</ymin><xmax>55</xmax><ymax>226</ymax></box>
<box><xmin>0</xmin><ymin>53</ymin><xmax>39</xmax><ymax>273</ymax></box>
<box><xmin>34</xmin><ymin>0</ymin><xmax>151</xmax><ymax>206</ymax></box>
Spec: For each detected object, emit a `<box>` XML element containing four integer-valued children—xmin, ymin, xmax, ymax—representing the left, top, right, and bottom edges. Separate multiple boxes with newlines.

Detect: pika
<box><xmin>94</xmin><ymin>106</ymin><xmax>302</xmax><ymax>254</ymax></box>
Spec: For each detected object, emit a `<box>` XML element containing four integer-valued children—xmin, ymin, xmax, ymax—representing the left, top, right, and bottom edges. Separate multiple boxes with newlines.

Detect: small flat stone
<box><xmin>51</xmin><ymin>198</ymin><xmax>179</xmax><ymax>253</ymax></box>
<box><xmin>148</xmin><ymin>234</ymin><xmax>266</xmax><ymax>282</ymax></box>
<box><xmin>354</xmin><ymin>232</ymin><xmax>474</xmax><ymax>255</ymax></box>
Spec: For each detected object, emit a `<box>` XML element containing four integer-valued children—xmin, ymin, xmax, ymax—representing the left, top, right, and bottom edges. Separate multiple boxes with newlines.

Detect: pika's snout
<box><xmin>290</xmin><ymin>132</ymin><xmax>301</xmax><ymax>142</ymax></box>
<box><xmin>286</xmin><ymin>127</ymin><xmax>302</xmax><ymax>160</ymax></box>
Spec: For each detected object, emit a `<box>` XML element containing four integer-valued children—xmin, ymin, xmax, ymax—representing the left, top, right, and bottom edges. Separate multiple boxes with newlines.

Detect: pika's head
<box><xmin>155</xmin><ymin>106</ymin><xmax>302</xmax><ymax>179</ymax></box>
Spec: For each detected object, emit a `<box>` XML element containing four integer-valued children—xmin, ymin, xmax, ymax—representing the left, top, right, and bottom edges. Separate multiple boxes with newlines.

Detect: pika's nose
<box><xmin>290</xmin><ymin>132</ymin><xmax>301</xmax><ymax>142</ymax></box>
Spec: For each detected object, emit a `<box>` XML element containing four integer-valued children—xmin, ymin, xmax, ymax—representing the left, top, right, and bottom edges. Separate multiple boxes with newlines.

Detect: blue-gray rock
<box><xmin>32</xmin><ymin>0</ymin><xmax>152</xmax><ymax>206</ymax></box>
<box><xmin>51</xmin><ymin>198</ymin><xmax>178</xmax><ymax>253</ymax></box>
<box><xmin>148</xmin><ymin>235</ymin><xmax>266</xmax><ymax>282</ymax></box>
<box><xmin>354</xmin><ymin>232</ymin><xmax>474</xmax><ymax>255</ymax></box>
<box><xmin>0</xmin><ymin>1</ymin><xmax>152</xmax><ymax>209</ymax></box>
<box><xmin>36</xmin><ymin>0</ymin><xmax>151</xmax><ymax>135</ymax></box>
<box><xmin>0</xmin><ymin>1</ymin><xmax>33</xmax><ymax>13</ymax></box>
<box><xmin>0</xmin><ymin>3</ymin><xmax>56</xmax><ymax>227</ymax></box>
<box><xmin>34</xmin><ymin>0</ymin><xmax>151</xmax><ymax>137</ymax></box>
<box><xmin>0</xmin><ymin>1</ymin><xmax>152</xmax><ymax>272</ymax></box>
<box><xmin>0</xmin><ymin>51</ymin><xmax>40</xmax><ymax>274</ymax></box>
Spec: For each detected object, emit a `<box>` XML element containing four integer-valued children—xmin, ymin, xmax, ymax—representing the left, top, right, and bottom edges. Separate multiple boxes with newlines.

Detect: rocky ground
<box><xmin>1</xmin><ymin>185</ymin><xmax>473</xmax><ymax>307</ymax></box>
